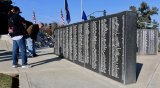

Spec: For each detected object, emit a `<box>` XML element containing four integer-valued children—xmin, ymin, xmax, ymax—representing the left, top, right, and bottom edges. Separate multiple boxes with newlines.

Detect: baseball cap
<box><xmin>13</xmin><ymin>6</ymin><xmax>22</xmax><ymax>13</ymax></box>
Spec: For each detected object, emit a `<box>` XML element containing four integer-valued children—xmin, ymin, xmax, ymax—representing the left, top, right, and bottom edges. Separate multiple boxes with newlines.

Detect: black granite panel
<box><xmin>85</xmin><ymin>20</ymin><xmax>100</xmax><ymax>72</ymax></box>
<box><xmin>65</xmin><ymin>27</ymin><xmax>69</xmax><ymax>59</ymax></box>
<box><xmin>53</xmin><ymin>11</ymin><xmax>137</xmax><ymax>84</ymax></box>
<box><xmin>59</xmin><ymin>28</ymin><xmax>63</xmax><ymax>57</ymax></box>
<box><xmin>72</xmin><ymin>25</ymin><xmax>78</xmax><ymax>62</ymax></box>
<box><xmin>53</xmin><ymin>29</ymin><xmax>59</xmax><ymax>55</ymax></box>
<box><xmin>99</xmin><ymin>18</ymin><xmax>110</xmax><ymax>76</ymax></box>
<box><xmin>68</xmin><ymin>26</ymin><xmax>73</xmax><ymax>61</ymax></box>
<box><xmin>137</xmin><ymin>29</ymin><xmax>158</xmax><ymax>55</ymax></box>
<box><xmin>83</xmin><ymin>22</ymin><xmax>90</xmax><ymax>68</ymax></box>
<box><xmin>75</xmin><ymin>24</ymin><xmax>85</xmax><ymax>66</ymax></box>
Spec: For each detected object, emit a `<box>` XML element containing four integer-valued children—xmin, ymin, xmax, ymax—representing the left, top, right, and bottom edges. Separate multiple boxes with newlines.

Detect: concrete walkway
<box><xmin>0</xmin><ymin>48</ymin><xmax>160</xmax><ymax>88</ymax></box>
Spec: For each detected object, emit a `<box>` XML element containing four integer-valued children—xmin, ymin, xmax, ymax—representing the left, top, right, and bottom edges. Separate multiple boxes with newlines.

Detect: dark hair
<box><xmin>13</xmin><ymin>6</ymin><xmax>22</xmax><ymax>13</ymax></box>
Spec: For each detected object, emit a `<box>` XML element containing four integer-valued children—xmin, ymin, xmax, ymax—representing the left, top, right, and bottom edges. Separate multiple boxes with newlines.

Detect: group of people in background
<box><xmin>8</xmin><ymin>6</ymin><xmax>43</xmax><ymax>68</ymax></box>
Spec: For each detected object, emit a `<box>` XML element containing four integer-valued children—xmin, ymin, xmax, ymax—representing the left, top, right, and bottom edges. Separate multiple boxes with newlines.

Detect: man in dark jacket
<box><xmin>8</xmin><ymin>6</ymin><xmax>31</xmax><ymax>68</ymax></box>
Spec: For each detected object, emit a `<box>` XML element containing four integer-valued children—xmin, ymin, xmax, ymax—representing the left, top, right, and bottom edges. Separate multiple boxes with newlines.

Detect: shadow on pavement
<box><xmin>0</xmin><ymin>57</ymin><xmax>12</xmax><ymax>62</ymax></box>
<box><xmin>0</xmin><ymin>51</ymin><xmax>12</xmax><ymax>56</ymax></box>
<box><xmin>136</xmin><ymin>63</ymin><xmax>143</xmax><ymax>80</ymax></box>
<box><xmin>0</xmin><ymin>50</ymin><xmax>5</xmax><ymax>52</ymax></box>
<box><xmin>36</xmin><ymin>52</ymin><xmax>54</xmax><ymax>56</ymax></box>
<box><xmin>0</xmin><ymin>51</ymin><xmax>12</xmax><ymax>62</ymax></box>
<box><xmin>30</xmin><ymin>57</ymin><xmax>62</xmax><ymax>67</ymax></box>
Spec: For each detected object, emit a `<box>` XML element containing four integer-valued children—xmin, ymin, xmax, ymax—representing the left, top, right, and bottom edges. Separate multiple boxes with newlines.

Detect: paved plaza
<box><xmin>0</xmin><ymin>47</ymin><xmax>160</xmax><ymax>88</ymax></box>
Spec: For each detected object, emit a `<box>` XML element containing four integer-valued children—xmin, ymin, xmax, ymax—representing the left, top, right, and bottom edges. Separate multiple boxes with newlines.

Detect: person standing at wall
<box><xmin>26</xmin><ymin>23</ymin><xmax>44</xmax><ymax>57</ymax></box>
<box><xmin>8</xmin><ymin>6</ymin><xmax>31</xmax><ymax>68</ymax></box>
<box><xmin>21</xmin><ymin>19</ymin><xmax>36</xmax><ymax>57</ymax></box>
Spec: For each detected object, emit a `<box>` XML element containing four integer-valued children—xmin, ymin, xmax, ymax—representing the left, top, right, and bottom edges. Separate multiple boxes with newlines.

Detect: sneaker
<box><xmin>21</xmin><ymin>65</ymin><xmax>32</xmax><ymax>68</ymax></box>
<box><xmin>12</xmin><ymin>65</ymin><xmax>18</xmax><ymax>68</ymax></box>
<box><xmin>33</xmin><ymin>54</ymin><xmax>38</xmax><ymax>57</ymax></box>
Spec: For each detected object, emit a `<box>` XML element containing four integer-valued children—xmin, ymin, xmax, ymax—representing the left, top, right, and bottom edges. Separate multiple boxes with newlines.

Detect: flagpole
<box><xmin>81</xmin><ymin>0</ymin><xmax>83</xmax><ymax>21</ymax></box>
<box><xmin>32</xmin><ymin>10</ymin><xmax>36</xmax><ymax>24</ymax></box>
<box><xmin>61</xmin><ymin>9</ymin><xmax>65</xmax><ymax>25</ymax></box>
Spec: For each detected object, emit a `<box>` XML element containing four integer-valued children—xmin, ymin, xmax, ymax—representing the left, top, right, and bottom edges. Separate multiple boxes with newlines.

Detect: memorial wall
<box><xmin>53</xmin><ymin>11</ymin><xmax>137</xmax><ymax>84</ymax></box>
<box><xmin>137</xmin><ymin>29</ymin><xmax>158</xmax><ymax>55</ymax></box>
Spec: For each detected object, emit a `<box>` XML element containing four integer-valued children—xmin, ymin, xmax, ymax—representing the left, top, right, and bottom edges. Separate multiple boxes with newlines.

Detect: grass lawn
<box><xmin>0</xmin><ymin>73</ymin><xmax>12</xmax><ymax>88</ymax></box>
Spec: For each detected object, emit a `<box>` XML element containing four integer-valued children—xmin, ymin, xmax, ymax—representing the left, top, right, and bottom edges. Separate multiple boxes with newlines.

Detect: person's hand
<box><xmin>8</xmin><ymin>27</ymin><xmax>14</xmax><ymax>33</ymax></box>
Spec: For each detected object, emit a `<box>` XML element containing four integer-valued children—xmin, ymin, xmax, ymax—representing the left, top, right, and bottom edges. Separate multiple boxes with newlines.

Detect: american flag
<box><xmin>61</xmin><ymin>9</ymin><xmax>65</xmax><ymax>25</ymax></box>
<box><xmin>32</xmin><ymin>11</ymin><xmax>36</xmax><ymax>23</ymax></box>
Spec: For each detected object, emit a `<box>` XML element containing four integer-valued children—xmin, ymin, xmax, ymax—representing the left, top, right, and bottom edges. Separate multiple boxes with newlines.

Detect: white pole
<box><xmin>81</xmin><ymin>0</ymin><xmax>83</xmax><ymax>21</ymax></box>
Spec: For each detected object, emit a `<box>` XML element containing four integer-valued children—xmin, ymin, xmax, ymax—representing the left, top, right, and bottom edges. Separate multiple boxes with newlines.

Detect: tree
<box><xmin>42</xmin><ymin>22</ymin><xmax>58</xmax><ymax>36</ymax></box>
<box><xmin>129</xmin><ymin>2</ymin><xmax>159</xmax><ymax>29</ymax></box>
<box><xmin>89</xmin><ymin>16</ymin><xmax>95</xmax><ymax>19</ymax></box>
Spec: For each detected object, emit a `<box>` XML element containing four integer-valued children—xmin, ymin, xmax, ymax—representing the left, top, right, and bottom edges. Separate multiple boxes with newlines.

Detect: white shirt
<box><xmin>12</xmin><ymin>35</ymin><xmax>23</xmax><ymax>40</ymax></box>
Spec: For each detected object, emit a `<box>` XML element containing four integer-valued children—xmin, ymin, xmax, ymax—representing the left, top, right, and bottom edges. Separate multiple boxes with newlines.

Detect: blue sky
<box><xmin>12</xmin><ymin>0</ymin><xmax>159</xmax><ymax>25</ymax></box>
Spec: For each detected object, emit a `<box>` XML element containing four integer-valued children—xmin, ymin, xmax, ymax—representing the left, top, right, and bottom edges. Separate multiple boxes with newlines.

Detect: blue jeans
<box><xmin>12</xmin><ymin>37</ymin><xmax>27</xmax><ymax>65</ymax></box>
<box><xmin>26</xmin><ymin>37</ymin><xmax>36</xmax><ymax>56</ymax></box>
